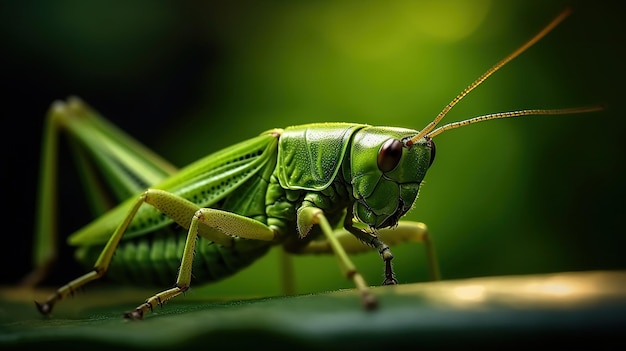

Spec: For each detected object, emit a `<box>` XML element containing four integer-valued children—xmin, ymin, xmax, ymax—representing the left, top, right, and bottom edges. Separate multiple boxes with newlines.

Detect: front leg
<box><xmin>292</xmin><ymin>220</ymin><xmax>441</xmax><ymax>283</ymax></box>
<box><xmin>297</xmin><ymin>206</ymin><xmax>378</xmax><ymax>309</ymax></box>
<box><xmin>341</xmin><ymin>208</ymin><xmax>398</xmax><ymax>285</ymax></box>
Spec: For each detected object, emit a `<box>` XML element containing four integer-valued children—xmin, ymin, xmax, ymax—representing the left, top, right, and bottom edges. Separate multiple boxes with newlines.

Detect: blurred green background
<box><xmin>1</xmin><ymin>0</ymin><xmax>624</xmax><ymax>299</ymax></box>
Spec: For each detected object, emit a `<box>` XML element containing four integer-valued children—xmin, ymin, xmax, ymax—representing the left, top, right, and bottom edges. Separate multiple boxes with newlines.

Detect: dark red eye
<box><xmin>377</xmin><ymin>139</ymin><xmax>403</xmax><ymax>172</ymax></box>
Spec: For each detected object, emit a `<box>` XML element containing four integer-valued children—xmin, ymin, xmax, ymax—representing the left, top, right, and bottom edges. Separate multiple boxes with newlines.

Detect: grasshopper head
<box><xmin>348</xmin><ymin>7</ymin><xmax>603</xmax><ymax>230</ymax></box>
<box><xmin>350</xmin><ymin>127</ymin><xmax>435</xmax><ymax>229</ymax></box>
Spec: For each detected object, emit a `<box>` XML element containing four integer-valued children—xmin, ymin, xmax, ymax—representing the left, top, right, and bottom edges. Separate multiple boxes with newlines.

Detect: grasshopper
<box><xmin>26</xmin><ymin>8</ymin><xmax>601</xmax><ymax>319</ymax></box>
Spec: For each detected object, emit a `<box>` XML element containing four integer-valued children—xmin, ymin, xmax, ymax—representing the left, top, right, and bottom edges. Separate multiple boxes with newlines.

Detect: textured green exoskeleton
<box><xmin>27</xmin><ymin>8</ymin><xmax>602</xmax><ymax>319</ymax></box>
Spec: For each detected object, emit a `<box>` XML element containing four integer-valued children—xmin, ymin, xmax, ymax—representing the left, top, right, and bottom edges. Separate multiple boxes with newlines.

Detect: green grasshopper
<box><xmin>26</xmin><ymin>8</ymin><xmax>601</xmax><ymax>319</ymax></box>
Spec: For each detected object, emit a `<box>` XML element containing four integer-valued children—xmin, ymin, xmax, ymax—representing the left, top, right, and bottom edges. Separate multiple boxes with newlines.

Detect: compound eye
<box><xmin>377</xmin><ymin>139</ymin><xmax>403</xmax><ymax>172</ymax></box>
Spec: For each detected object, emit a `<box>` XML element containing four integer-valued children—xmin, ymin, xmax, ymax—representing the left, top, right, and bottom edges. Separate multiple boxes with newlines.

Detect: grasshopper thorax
<box><xmin>349</xmin><ymin>127</ymin><xmax>435</xmax><ymax>229</ymax></box>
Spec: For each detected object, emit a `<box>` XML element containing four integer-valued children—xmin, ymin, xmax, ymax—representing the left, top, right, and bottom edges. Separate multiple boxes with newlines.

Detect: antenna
<box><xmin>426</xmin><ymin>106</ymin><xmax>603</xmax><ymax>138</ymax></box>
<box><xmin>405</xmin><ymin>8</ymin><xmax>599</xmax><ymax>146</ymax></box>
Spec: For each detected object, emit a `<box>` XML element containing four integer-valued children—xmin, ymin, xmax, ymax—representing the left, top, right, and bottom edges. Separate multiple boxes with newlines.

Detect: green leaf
<box><xmin>1</xmin><ymin>271</ymin><xmax>625</xmax><ymax>350</ymax></box>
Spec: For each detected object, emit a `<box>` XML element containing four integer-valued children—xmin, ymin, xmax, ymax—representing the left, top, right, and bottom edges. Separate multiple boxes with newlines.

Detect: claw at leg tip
<box><xmin>383</xmin><ymin>277</ymin><xmax>398</xmax><ymax>285</ymax></box>
<box><xmin>123</xmin><ymin>309</ymin><xmax>144</xmax><ymax>320</ymax></box>
<box><xmin>363</xmin><ymin>294</ymin><xmax>378</xmax><ymax>311</ymax></box>
<box><xmin>34</xmin><ymin>300</ymin><xmax>52</xmax><ymax>316</ymax></box>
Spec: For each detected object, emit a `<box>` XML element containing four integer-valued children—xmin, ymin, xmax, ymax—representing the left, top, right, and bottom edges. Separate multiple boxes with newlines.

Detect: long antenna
<box><xmin>406</xmin><ymin>7</ymin><xmax>575</xmax><ymax>146</ymax></box>
<box><xmin>426</xmin><ymin>106</ymin><xmax>603</xmax><ymax>138</ymax></box>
